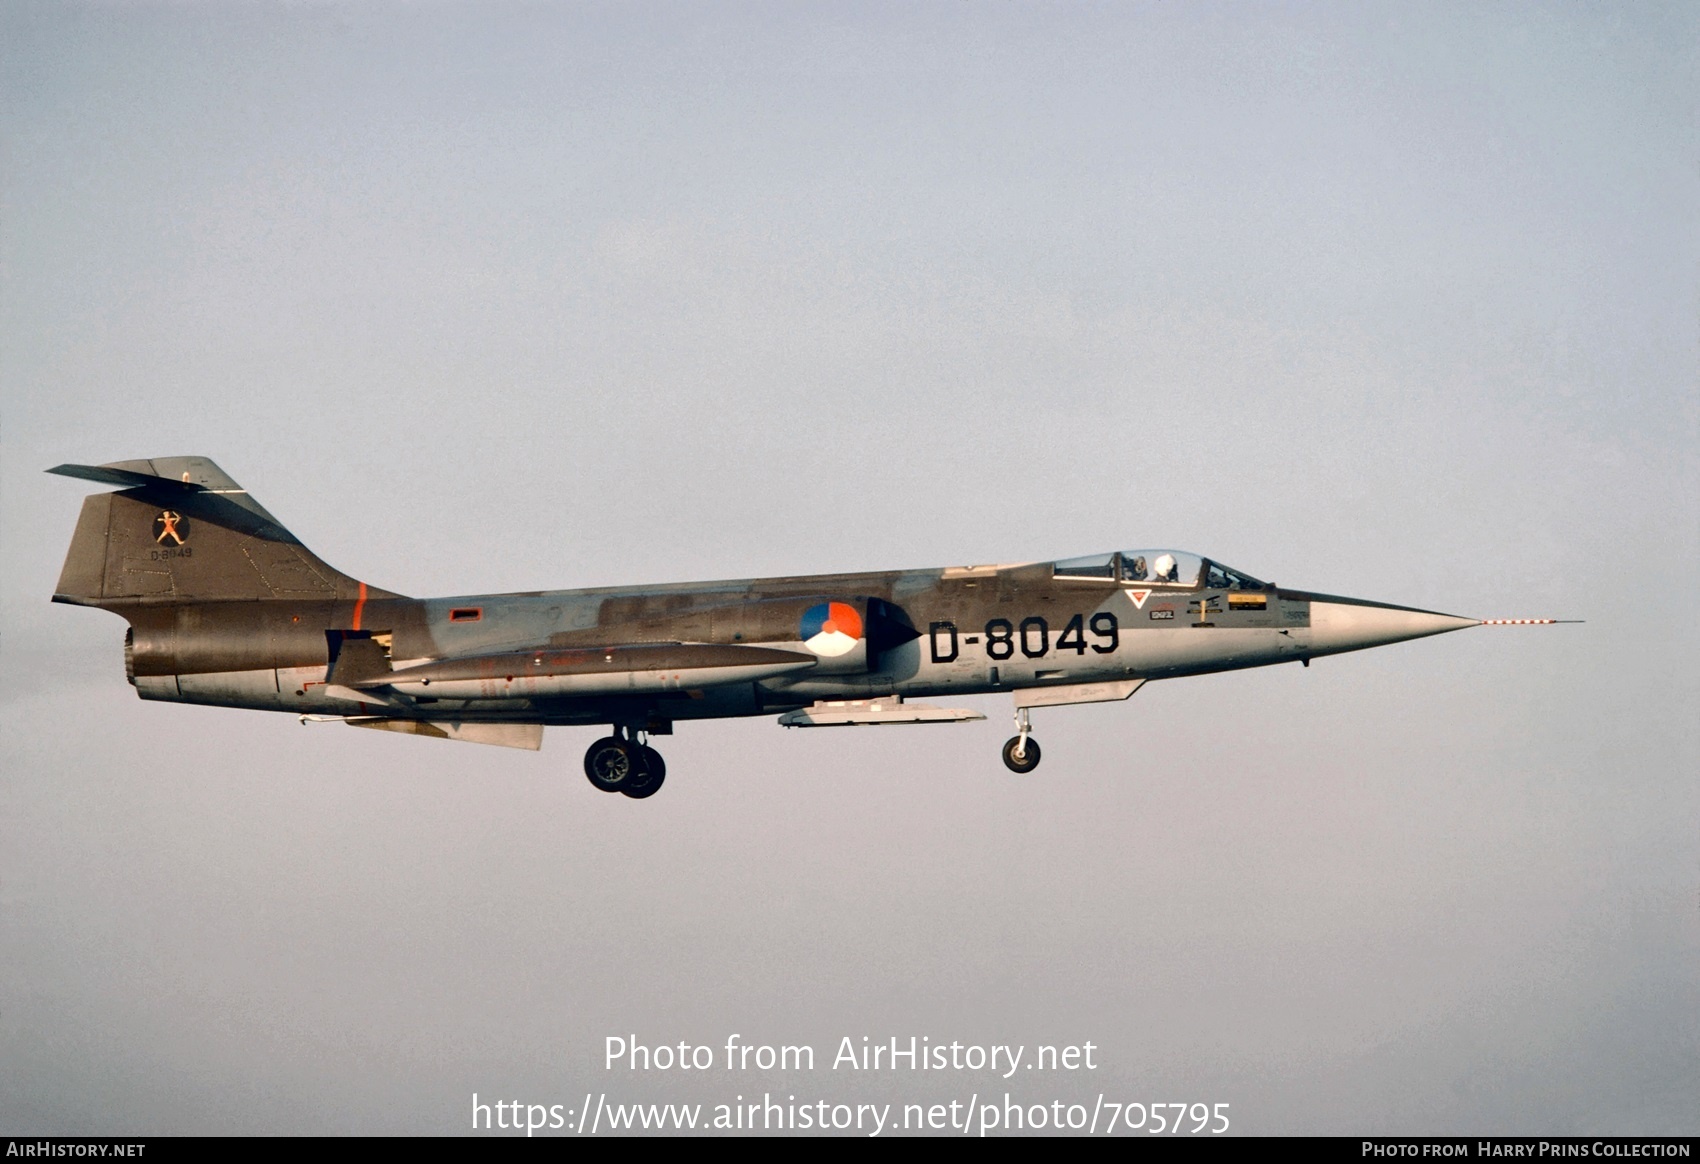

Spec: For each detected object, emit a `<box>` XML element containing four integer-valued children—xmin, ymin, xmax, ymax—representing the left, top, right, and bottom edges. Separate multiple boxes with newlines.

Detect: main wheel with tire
<box><xmin>622</xmin><ymin>746</ymin><xmax>667</xmax><ymax>799</ymax></box>
<box><xmin>584</xmin><ymin>736</ymin><xmax>639</xmax><ymax>792</ymax></box>
<box><xmin>1002</xmin><ymin>735</ymin><xmax>1042</xmax><ymax>773</ymax></box>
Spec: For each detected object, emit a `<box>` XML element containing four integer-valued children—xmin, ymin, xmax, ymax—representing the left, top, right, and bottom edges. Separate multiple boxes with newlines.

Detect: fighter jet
<box><xmin>50</xmin><ymin>457</ymin><xmax>1567</xmax><ymax>799</ymax></box>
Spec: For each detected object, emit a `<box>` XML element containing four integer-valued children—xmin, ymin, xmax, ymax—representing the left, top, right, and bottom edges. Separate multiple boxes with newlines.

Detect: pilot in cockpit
<box><xmin>1122</xmin><ymin>554</ymin><xmax>1148</xmax><ymax>582</ymax></box>
<box><xmin>1151</xmin><ymin>553</ymin><xmax>1179</xmax><ymax>582</ymax></box>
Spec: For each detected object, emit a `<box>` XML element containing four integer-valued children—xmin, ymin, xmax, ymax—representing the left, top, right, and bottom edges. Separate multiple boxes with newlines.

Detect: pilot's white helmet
<box><xmin>1152</xmin><ymin>553</ymin><xmax>1177</xmax><ymax>580</ymax></box>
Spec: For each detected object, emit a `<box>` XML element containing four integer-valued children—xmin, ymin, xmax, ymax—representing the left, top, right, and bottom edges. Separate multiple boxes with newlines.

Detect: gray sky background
<box><xmin>2</xmin><ymin>2</ymin><xmax>1695</xmax><ymax>1135</ymax></box>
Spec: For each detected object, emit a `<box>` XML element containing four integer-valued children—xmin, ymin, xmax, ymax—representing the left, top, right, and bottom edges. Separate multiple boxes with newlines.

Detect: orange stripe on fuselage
<box><xmin>352</xmin><ymin>581</ymin><xmax>368</xmax><ymax>631</ymax></box>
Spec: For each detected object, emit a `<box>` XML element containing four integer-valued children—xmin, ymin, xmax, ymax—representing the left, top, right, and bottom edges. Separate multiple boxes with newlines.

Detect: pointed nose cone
<box><xmin>1306</xmin><ymin>597</ymin><xmax>1478</xmax><ymax>656</ymax></box>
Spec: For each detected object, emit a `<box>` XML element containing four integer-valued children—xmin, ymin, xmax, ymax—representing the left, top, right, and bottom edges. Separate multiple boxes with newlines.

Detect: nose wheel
<box><xmin>1002</xmin><ymin>707</ymin><xmax>1042</xmax><ymax>773</ymax></box>
<box><xmin>583</xmin><ymin>729</ymin><xmax>668</xmax><ymax>798</ymax></box>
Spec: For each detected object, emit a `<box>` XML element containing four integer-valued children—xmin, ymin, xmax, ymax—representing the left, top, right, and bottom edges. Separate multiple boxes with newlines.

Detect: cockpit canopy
<box><xmin>1052</xmin><ymin>550</ymin><xmax>1266</xmax><ymax>590</ymax></box>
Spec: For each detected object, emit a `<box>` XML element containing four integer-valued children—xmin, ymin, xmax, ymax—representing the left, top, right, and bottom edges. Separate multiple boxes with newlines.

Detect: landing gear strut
<box><xmin>583</xmin><ymin>727</ymin><xmax>667</xmax><ymax>798</ymax></box>
<box><xmin>1002</xmin><ymin>706</ymin><xmax>1041</xmax><ymax>773</ymax></box>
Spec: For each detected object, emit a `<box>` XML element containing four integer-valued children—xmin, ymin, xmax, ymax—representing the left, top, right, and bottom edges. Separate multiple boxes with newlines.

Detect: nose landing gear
<box><xmin>583</xmin><ymin>727</ymin><xmax>668</xmax><ymax>798</ymax></box>
<box><xmin>1002</xmin><ymin>706</ymin><xmax>1042</xmax><ymax>773</ymax></box>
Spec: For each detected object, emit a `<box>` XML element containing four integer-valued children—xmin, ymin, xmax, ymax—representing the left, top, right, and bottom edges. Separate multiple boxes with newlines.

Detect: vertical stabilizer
<box><xmin>49</xmin><ymin>458</ymin><xmax>400</xmax><ymax>605</ymax></box>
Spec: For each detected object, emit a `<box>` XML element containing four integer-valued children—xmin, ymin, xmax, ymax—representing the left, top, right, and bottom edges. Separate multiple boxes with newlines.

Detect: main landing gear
<box><xmin>583</xmin><ymin>727</ymin><xmax>667</xmax><ymax>799</ymax></box>
<box><xmin>1002</xmin><ymin>706</ymin><xmax>1042</xmax><ymax>773</ymax></box>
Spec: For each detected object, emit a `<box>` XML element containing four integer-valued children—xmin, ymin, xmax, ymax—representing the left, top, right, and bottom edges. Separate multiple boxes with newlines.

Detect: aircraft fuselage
<box><xmin>52</xmin><ymin>457</ymin><xmax>1502</xmax><ymax>794</ymax></box>
<box><xmin>119</xmin><ymin>564</ymin><xmax>1467</xmax><ymax>727</ymax></box>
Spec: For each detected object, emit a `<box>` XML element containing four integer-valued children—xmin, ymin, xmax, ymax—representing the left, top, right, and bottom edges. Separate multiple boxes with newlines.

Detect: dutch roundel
<box><xmin>800</xmin><ymin>601</ymin><xmax>864</xmax><ymax>657</ymax></box>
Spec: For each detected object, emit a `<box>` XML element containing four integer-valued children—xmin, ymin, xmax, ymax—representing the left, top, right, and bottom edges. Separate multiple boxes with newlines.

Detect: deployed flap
<box><xmin>344</xmin><ymin>718</ymin><xmax>543</xmax><ymax>750</ymax></box>
<box><xmin>1013</xmin><ymin>679</ymin><xmax>1145</xmax><ymax>709</ymax></box>
<box><xmin>777</xmin><ymin>696</ymin><xmax>985</xmax><ymax>727</ymax></box>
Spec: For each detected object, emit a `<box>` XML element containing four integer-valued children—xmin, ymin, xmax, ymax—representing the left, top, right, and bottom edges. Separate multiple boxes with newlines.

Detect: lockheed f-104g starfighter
<box><xmin>51</xmin><ymin>457</ymin><xmax>1566</xmax><ymax>799</ymax></box>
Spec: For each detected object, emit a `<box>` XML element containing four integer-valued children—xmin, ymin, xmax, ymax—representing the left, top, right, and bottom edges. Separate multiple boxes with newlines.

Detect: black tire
<box><xmin>622</xmin><ymin>747</ymin><xmax>667</xmax><ymax>800</ymax></box>
<box><xmin>584</xmin><ymin>737</ymin><xmax>637</xmax><ymax>792</ymax></box>
<box><xmin>584</xmin><ymin>735</ymin><xmax>619</xmax><ymax>780</ymax></box>
<box><xmin>1002</xmin><ymin>735</ymin><xmax>1042</xmax><ymax>774</ymax></box>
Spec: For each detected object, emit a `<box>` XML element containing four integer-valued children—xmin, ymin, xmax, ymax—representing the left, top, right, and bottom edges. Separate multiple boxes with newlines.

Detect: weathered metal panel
<box><xmin>175</xmin><ymin>668</ymin><xmax>282</xmax><ymax>709</ymax></box>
